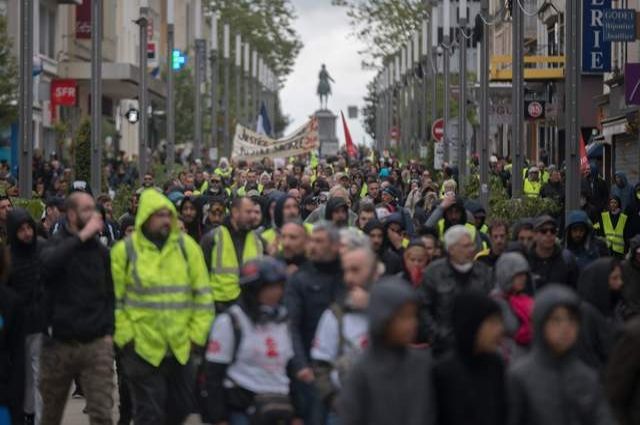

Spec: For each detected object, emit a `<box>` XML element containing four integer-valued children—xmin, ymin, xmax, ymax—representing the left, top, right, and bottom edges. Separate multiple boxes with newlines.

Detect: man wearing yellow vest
<box><xmin>200</xmin><ymin>197</ymin><xmax>264</xmax><ymax>312</ymax></box>
<box><xmin>523</xmin><ymin>167</ymin><xmax>542</xmax><ymax>198</ymax></box>
<box><xmin>596</xmin><ymin>195</ymin><xmax>628</xmax><ymax>258</ymax></box>
<box><xmin>111</xmin><ymin>189</ymin><xmax>213</xmax><ymax>425</ymax></box>
<box><xmin>425</xmin><ymin>193</ymin><xmax>484</xmax><ymax>252</ymax></box>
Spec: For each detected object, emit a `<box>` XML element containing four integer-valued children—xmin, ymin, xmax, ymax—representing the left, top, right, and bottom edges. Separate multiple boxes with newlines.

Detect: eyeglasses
<box><xmin>537</xmin><ymin>227</ymin><xmax>557</xmax><ymax>235</ymax></box>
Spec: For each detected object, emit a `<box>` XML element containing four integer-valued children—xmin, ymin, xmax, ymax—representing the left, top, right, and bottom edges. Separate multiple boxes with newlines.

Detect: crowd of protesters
<box><xmin>0</xmin><ymin>147</ymin><xmax>639</xmax><ymax>425</ymax></box>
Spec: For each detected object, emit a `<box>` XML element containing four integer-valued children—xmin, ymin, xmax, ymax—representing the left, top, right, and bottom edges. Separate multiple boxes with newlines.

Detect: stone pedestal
<box><xmin>314</xmin><ymin>109</ymin><xmax>339</xmax><ymax>157</ymax></box>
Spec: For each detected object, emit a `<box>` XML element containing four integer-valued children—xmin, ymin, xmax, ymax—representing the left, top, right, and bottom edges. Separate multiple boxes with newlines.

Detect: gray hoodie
<box><xmin>507</xmin><ymin>285</ymin><xmax>615</xmax><ymax>425</ymax></box>
<box><xmin>338</xmin><ymin>278</ymin><xmax>436</xmax><ymax>425</ymax></box>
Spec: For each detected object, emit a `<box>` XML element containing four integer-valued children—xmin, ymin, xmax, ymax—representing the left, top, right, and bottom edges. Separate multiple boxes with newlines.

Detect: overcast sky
<box><xmin>280</xmin><ymin>0</ymin><xmax>376</xmax><ymax>146</ymax></box>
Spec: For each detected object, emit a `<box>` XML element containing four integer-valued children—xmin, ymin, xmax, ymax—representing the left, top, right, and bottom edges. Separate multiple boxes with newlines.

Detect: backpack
<box><xmin>329</xmin><ymin>303</ymin><xmax>357</xmax><ymax>385</ymax></box>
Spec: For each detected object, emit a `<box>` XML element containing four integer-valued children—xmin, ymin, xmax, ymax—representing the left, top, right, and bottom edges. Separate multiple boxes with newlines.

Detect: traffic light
<box><xmin>172</xmin><ymin>49</ymin><xmax>187</xmax><ymax>71</ymax></box>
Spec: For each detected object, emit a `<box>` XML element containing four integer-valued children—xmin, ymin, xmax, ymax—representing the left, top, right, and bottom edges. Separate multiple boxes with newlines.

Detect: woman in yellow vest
<box><xmin>596</xmin><ymin>196</ymin><xmax>628</xmax><ymax>258</ymax></box>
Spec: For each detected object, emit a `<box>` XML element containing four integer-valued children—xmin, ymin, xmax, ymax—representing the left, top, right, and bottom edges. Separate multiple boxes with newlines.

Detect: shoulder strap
<box><xmin>177</xmin><ymin>233</ymin><xmax>188</xmax><ymax>263</ymax></box>
<box><xmin>330</xmin><ymin>303</ymin><xmax>346</xmax><ymax>356</ymax></box>
<box><xmin>226</xmin><ymin>308</ymin><xmax>243</xmax><ymax>363</ymax></box>
<box><xmin>124</xmin><ymin>236</ymin><xmax>136</xmax><ymax>271</ymax></box>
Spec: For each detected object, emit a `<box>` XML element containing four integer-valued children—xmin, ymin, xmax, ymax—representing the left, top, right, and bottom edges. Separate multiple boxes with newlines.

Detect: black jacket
<box><xmin>6</xmin><ymin>208</ymin><xmax>46</xmax><ymax>334</ymax></box>
<box><xmin>0</xmin><ymin>285</ymin><xmax>25</xmax><ymax>423</ymax></box>
<box><xmin>575</xmin><ymin>258</ymin><xmax>624</xmax><ymax>372</ymax></box>
<box><xmin>621</xmin><ymin>236</ymin><xmax>640</xmax><ymax>320</ymax></box>
<box><xmin>285</xmin><ymin>259</ymin><xmax>345</xmax><ymax>372</ymax></box>
<box><xmin>606</xmin><ymin>318</ymin><xmax>640</xmax><ymax>425</ymax></box>
<box><xmin>434</xmin><ymin>292</ymin><xmax>507</xmax><ymax>425</ymax></box>
<box><xmin>338</xmin><ymin>279</ymin><xmax>436</xmax><ymax>425</ymax></box>
<box><xmin>40</xmin><ymin>224</ymin><xmax>114</xmax><ymax>342</ymax></box>
<box><xmin>527</xmin><ymin>243</ymin><xmax>579</xmax><ymax>290</ymax></box>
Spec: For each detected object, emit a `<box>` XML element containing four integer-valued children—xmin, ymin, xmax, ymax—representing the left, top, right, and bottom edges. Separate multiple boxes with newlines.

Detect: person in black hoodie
<box><xmin>621</xmin><ymin>236</ymin><xmax>640</xmax><ymax>319</ymax></box>
<box><xmin>575</xmin><ymin>257</ymin><xmax>625</xmax><ymax>372</ymax></box>
<box><xmin>0</xmin><ymin>245</ymin><xmax>25</xmax><ymax>425</ymax></box>
<box><xmin>39</xmin><ymin>192</ymin><xmax>115</xmax><ymax>425</ymax></box>
<box><xmin>434</xmin><ymin>292</ymin><xmax>507</xmax><ymax>425</ymax></box>
<box><xmin>338</xmin><ymin>277</ymin><xmax>436</xmax><ymax>425</ymax></box>
<box><xmin>6</xmin><ymin>208</ymin><xmax>46</xmax><ymax>425</ymax></box>
<box><xmin>363</xmin><ymin>219</ymin><xmax>403</xmax><ymax>275</ymax></box>
<box><xmin>325</xmin><ymin>197</ymin><xmax>350</xmax><ymax>229</ymax></box>
<box><xmin>285</xmin><ymin>222</ymin><xmax>345</xmax><ymax>425</ymax></box>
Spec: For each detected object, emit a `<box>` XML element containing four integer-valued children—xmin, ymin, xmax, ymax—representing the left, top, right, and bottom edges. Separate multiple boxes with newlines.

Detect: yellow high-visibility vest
<box><xmin>210</xmin><ymin>226</ymin><xmax>263</xmax><ymax>302</ymax></box>
<box><xmin>523</xmin><ymin>179</ymin><xmax>541</xmax><ymax>198</ymax></box>
<box><xmin>601</xmin><ymin>212</ymin><xmax>627</xmax><ymax>255</ymax></box>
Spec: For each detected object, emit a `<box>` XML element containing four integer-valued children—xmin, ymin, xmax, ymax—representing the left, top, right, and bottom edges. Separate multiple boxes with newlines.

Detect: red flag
<box><xmin>341</xmin><ymin>111</ymin><xmax>357</xmax><ymax>158</ymax></box>
<box><xmin>579</xmin><ymin>133</ymin><xmax>589</xmax><ymax>175</ymax></box>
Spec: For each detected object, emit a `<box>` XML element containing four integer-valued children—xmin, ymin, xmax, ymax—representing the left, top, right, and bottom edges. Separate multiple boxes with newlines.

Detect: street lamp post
<box><xmin>234</xmin><ymin>33</ymin><xmax>242</xmax><ymax>134</ymax></box>
<box><xmin>431</xmin><ymin>3</ymin><xmax>439</xmax><ymax>143</ymax></box>
<box><xmin>565</xmin><ymin>0</ymin><xmax>582</xmax><ymax>216</ymax></box>
<box><xmin>90</xmin><ymin>0</ymin><xmax>103</xmax><ymax>192</ymax></box>
<box><xmin>137</xmin><ymin>0</ymin><xmax>149</xmax><ymax>178</ymax></box>
<box><xmin>194</xmin><ymin>0</ymin><xmax>205</xmax><ymax>161</ymax></box>
<box><xmin>479</xmin><ymin>0</ymin><xmax>490</xmax><ymax>208</ymax></box>
<box><xmin>223</xmin><ymin>24</ymin><xmax>230</xmax><ymax>157</ymax></box>
<box><xmin>166</xmin><ymin>0</ymin><xmax>175</xmax><ymax>170</ymax></box>
<box><xmin>511</xmin><ymin>0</ymin><xmax>525</xmax><ymax>198</ymax></box>
<box><xmin>458</xmin><ymin>0</ymin><xmax>468</xmax><ymax>183</ymax></box>
<box><xmin>243</xmin><ymin>42</ymin><xmax>250</xmax><ymax>127</ymax></box>
<box><xmin>442</xmin><ymin>0</ymin><xmax>451</xmax><ymax>165</ymax></box>
<box><xmin>18</xmin><ymin>0</ymin><xmax>33</xmax><ymax>198</ymax></box>
<box><xmin>209</xmin><ymin>12</ymin><xmax>219</xmax><ymax>158</ymax></box>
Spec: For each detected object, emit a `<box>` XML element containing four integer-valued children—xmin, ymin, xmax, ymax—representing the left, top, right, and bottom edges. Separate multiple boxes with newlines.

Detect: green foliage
<box><xmin>112</xmin><ymin>184</ymin><xmax>134</xmax><ymax>221</ymax></box>
<box><xmin>175</xmin><ymin>68</ymin><xmax>195</xmax><ymax>146</ymax></box>
<box><xmin>211</xmin><ymin>0</ymin><xmax>303</xmax><ymax>78</ymax></box>
<box><xmin>463</xmin><ymin>172</ymin><xmax>562</xmax><ymax>225</ymax></box>
<box><xmin>332</xmin><ymin>0</ymin><xmax>425</xmax><ymax>68</ymax></box>
<box><xmin>73</xmin><ymin>119</ymin><xmax>91</xmax><ymax>182</ymax></box>
<box><xmin>362</xmin><ymin>80</ymin><xmax>378</xmax><ymax>139</ymax></box>
<box><xmin>0</xmin><ymin>14</ymin><xmax>18</xmax><ymax>128</ymax></box>
<box><xmin>11</xmin><ymin>198</ymin><xmax>44</xmax><ymax>221</ymax></box>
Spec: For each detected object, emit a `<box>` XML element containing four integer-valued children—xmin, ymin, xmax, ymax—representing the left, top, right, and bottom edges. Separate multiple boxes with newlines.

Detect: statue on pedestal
<box><xmin>317</xmin><ymin>64</ymin><xmax>335</xmax><ymax>110</ymax></box>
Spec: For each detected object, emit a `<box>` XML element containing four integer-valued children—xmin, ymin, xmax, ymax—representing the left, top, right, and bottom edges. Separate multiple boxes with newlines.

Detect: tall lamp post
<box><xmin>457</xmin><ymin>0</ymin><xmax>468</xmax><ymax>182</ymax></box>
<box><xmin>18</xmin><ymin>0</ymin><xmax>34</xmax><ymax>198</ymax></box>
<box><xmin>166</xmin><ymin>0</ymin><xmax>175</xmax><ymax>170</ymax></box>
<box><xmin>194</xmin><ymin>0</ymin><xmax>205</xmax><ymax>160</ymax></box>
<box><xmin>137</xmin><ymin>0</ymin><xmax>149</xmax><ymax>177</ymax></box>
<box><xmin>209</xmin><ymin>12</ymin><xmax>219</xmax><ymax>157</ymax></box>
<box><xmin>222</xmin><ymin>23</ymin><xmax>230</xmax><ymax>157</ymax></box>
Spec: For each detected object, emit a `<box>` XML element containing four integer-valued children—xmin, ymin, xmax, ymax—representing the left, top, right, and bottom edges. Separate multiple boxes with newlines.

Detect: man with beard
<box><xmin>39</xmin><ymin>192</ymin><xmax>115</xmax><ymax>425</ymax></box>
<box><xmin>201</xmin><ymin>197</ymin><xmax>263</xmax><ymax>312</ymax></box>
<box><xmin>563</xmin><ymin>210</ymin><xmax>608</xmax><ymax>271</ymax></box>
<box><xmin>111</xmin><ymin>189</ymin><xmax>212</xmax><ymax>425</ymax></box>
<box><xmin>6</xmin><ymin>209</ymin><xmax>45</xmax><ymax>425</ymax></box>
<box><xmin>279</xmin><ymin>221</ymin><xmax>309</xmax><ymax>275</ymax></box>
<box><xmin>286</xmin><ymin>222</ymin><xmax>345</xmax><ymax>425</ymax></box>
<box><xmin>262</xmin><ymin>195</ymin><xmax>305</xmax><ymax>251</ymax></box>
<box><xmin>325</xmin><ymin>197</ymin><xmax>350</xmax><ymax>229</ymax></box>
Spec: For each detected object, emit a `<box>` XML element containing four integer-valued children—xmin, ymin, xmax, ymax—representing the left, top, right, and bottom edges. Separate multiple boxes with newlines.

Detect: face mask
<box><xmin>451</xmin><ymin>262</ymin><xmax>474</xmax><ymax>273</ymax></box>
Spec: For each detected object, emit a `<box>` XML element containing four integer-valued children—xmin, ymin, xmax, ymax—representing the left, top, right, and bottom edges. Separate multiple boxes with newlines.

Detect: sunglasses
<box><xmin>537</xmin><ymin>227</ymin><xmax>557</xmax><ymax>235</ymax></box>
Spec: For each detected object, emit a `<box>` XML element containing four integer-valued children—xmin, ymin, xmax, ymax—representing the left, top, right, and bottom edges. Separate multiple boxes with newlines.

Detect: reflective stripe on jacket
<box><xmin>210</xmin><ymin>225</ymin><xmax>263</xmax><ymax>302</ymax></box>
<box><xmin>111</xmin><ymin>189</ymin><xmax>214</xmax><ymax>367</ymax></box>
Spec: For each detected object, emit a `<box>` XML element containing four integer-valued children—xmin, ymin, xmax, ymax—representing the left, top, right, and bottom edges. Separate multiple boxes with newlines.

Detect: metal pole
<box><xmin>479</xmin><ymin>0</ymin><xmax>490</xmax><ymax>208</ymax></box>
<box><xmin>511</xmin><ymin>1</ymin><xmax>524</xmax><ymax>198</ymax></box>
<box><xmin>210</xmin><ymin>51</ymin><xmax>218</xmax><ymax>157</ymax></box>
<box><xmin>565</xmin><ymin>0</ymin><xmax>581</xmax><ymax>216</ymax></box>
<box><xmin>458</xmin><ymin>19</ymin><xmax>467</xmax><ymax>183</ymax></box>
<box><xmin>194</xmin><ymin>38</ymin><xmax>205</xmax><ymax>160</ymax></box>
<box><xmin>234</xmin><ymin>34</ymin><xmax>241</xmax><ymax>134</ymax></box>
<box><xmin>18</xmin><ymin>0</ymin><xmax>33</xmax><ymax>198</ymax></box>
<box><xmin>442</xmin><ymin>0</ymin><xmax>450</xmax><ymax>164</ymax></box>
<box><xmin>430</xmin><ymin>4</ymin><xmax>438</xmax><ymax>142</ymax></box>
<box><xmin>223</xmin><ymin>24</ymin><xmax>230</xmax><ymax>157</ymax></box>
<box><xmin>166</xmin><ymin>0</ymin><xmax>175</xmax><ymax>170</ymax></box>
<box><xmin>90</xmin><ymin>0</ymin><xmax>103</xmax><ymax>192</ymax></box>
<box><xmin>137</xmin><ymin>3</ymin><xmax>149</xmax><ymax>178</ymax></box>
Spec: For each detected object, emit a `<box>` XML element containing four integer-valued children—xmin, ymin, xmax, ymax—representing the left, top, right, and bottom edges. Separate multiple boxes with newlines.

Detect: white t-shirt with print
<box><xmin>205</xmin><ymin>305</ymin><xmax>293</xmax><ymax>395</ymax></box>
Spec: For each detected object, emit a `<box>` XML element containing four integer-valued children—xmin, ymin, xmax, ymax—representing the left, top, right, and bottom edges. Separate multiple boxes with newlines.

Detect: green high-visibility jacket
<box><xmin>112</xmin><ymin>189</ymin><xmax>214</xmax><ymax>367</ymax></box>
<box><xmin>601</xmin><ymin>212</ymin><xmax>627</xmax><ymax>255</ymax></box>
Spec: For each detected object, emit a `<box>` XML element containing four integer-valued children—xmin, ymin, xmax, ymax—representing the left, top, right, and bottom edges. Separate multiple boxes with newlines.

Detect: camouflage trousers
<box><xmin>39</xmin><ymin>336</ymin><xmax>115</xmax><ymax>425</ymax></box>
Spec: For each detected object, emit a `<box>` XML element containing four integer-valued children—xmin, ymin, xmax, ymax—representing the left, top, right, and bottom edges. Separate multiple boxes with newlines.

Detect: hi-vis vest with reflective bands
<box><xmin>117</xmin><ymin>234</ymin><xmax>214</xmax><ymax>367</ymax></box>
<box><xmin>210</xmin><ymin>226</ymin><xmax>263</xmax><ymax>302</ymax></box>
<box><xmin>601</xmin><ymin>212</ymin><xmax>627</xmax><ymax>255</ymax></box>
<box><xmin>523</xmin><ymin>179</ymin><xmax>541</xmax><ymax>198</ymax></box>
<box><xmin>437</xmin><ymin>220</ymin><xmax>486</xmax><ymax>251</ymax></box>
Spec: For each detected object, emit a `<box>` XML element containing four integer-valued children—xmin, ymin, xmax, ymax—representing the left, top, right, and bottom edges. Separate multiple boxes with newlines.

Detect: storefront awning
<box><xmin>601</xmin><ymin>115</ymin><xmax>629</xmax><ymax>144</ymax></box>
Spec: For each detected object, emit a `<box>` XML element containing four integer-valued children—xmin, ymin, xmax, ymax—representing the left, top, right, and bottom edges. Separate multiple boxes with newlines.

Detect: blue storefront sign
<box><xmin>603</xmin><ymin>9</ymin><xmax>636</xmax><ymax>42</ymax></box>
<box><xmin>583</xmin><ymin>0</ymin><xmax>612</xmax><ymax>73</ymax></box>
